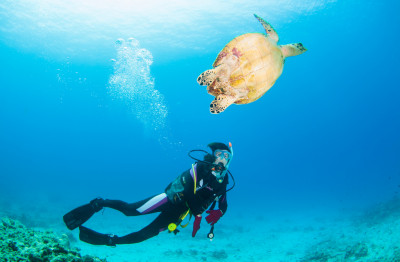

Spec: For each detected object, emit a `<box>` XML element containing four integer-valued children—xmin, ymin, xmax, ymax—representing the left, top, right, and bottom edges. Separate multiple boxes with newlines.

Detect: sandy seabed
<box><xmin>1</xmin><ymin>197</ymin><xmax>399</xmax><ymax>262</ymax></box>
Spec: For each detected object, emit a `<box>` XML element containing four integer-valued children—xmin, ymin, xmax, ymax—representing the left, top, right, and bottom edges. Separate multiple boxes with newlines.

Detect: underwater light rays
<box><xmin>0</xmin><ymin>0</ymin><xmax>336</xmax><ymax>62</ymax></box>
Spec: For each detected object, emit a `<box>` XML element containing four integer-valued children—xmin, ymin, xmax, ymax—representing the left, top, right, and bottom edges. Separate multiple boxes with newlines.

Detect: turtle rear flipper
<box><xmin>210</xmin><ymin>95</ymin><xmax>236</xmax><ymax>114</ymax></box>
<box><xmin>197</xmin><ymin>69</ymin><xmax>217</xmax><ymax>86</ymax></box>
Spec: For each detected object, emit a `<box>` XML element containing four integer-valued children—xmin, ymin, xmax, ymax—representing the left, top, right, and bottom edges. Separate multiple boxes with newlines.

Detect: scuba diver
<box><xmin>63</xmin><ymin>142</ymin><xmax>235</xmax><ymax>246</ymax></box>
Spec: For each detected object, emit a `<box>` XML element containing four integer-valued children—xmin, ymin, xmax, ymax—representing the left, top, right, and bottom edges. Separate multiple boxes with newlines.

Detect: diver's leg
<box><xmin>99</xmin><ymin>193</ymin><xmax>169</xmax><ymax>216</ymax></box>
<box><xmin>65</xmin><ymin>194</ymin><xmax>169</xmax><ymax>230</ymax></box>
<box><xmin>115</xmin><ymin>209</ymin><xmax>181</xmax><ymax>244</ymax></box>
<box><xmin>79</xmin><ymin>210</ymin><xmax>181</xmax><ymax>246</ymax></box>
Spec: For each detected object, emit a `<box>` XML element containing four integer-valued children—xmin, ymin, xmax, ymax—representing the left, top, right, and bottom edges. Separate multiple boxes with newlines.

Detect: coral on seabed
<box><xmin>0</xmin><ymin>217</ymin><xmax>106</xmax><ymax>262</ymax></box>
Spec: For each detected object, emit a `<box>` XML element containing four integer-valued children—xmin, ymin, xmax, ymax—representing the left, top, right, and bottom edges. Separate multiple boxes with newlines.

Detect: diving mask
<box><xmin>214</xmin><ymin>150</ymin><xmax>232</xmax><ymax>161</ymax></box>
<box><xmin>212</xmin><ymin>143</ymin><xmax>233</xmax><ymax>183</ymax></box>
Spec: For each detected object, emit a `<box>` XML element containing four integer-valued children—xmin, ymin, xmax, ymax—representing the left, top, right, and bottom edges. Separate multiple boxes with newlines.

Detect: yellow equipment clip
<box><xmin>168</xmin><ymin>223</ymin><xmax>177</xmax><ymax>232</ymax></box>
<box><xmin>168</xmin><ymin>209</ymin><xmax>191</xmax><ymax>232</ymax></box>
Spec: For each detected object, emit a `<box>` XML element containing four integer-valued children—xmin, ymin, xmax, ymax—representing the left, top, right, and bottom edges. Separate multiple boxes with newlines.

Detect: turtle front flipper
<box><xmin>197</xmin><ymin>69</ymin><xmax>217</xmax><ymax>86</ymax></box>
<box><xmin>210</xmin><ymin>95</ymin><xmax>237</xmax><ymax>114</ymax></box>
<box><xmin>254</xmin><ymin>14</ymin><xmax>279</xmax><ymax>42</ymax></box>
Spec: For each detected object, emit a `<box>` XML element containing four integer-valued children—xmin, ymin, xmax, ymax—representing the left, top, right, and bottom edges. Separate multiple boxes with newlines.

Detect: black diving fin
<box><xmin>79</xmin><ymin>226</ymin><xmax>117</xmax><ymax>246</ymax></box>
<box><xmin>63</xmin><ymin>203</ymin><xmax>97</xmax><ymax>230</ymax></box>
<box><xmin>63</xmin><ymin>198</ymin><xmax>104</xmax><ymax>230</ymax></box>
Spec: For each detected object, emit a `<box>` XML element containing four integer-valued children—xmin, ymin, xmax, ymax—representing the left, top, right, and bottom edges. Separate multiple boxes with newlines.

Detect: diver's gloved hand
<box><xmin>192</xmin><ymin>215</ymin><xmax>202</xmax><ymax>237</ymax></box>
<box><xmin>205</xmin><ymin>210</ymin><xmax>223</xmax><ymax>225</ymax></box>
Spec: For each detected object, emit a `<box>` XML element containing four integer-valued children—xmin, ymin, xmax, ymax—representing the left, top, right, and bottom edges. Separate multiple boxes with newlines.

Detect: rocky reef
<box><xmin>0</xmin><ymin>217</ymin><xmax>106</xmax><ymax>262</ymax></box>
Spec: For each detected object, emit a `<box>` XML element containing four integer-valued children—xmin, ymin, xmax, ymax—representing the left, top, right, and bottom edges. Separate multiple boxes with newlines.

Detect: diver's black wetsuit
<box><xmin>82</xmin><ymin>161</ymin><xmax>228</xmax><ymax>245</ymax></box>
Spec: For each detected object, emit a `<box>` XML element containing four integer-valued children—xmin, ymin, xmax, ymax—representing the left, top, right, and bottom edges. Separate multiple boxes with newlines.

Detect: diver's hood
<box><xmin>208</xmin><ymin>142</ymin><xmax>231</xmax><ymax>153</ymax></box>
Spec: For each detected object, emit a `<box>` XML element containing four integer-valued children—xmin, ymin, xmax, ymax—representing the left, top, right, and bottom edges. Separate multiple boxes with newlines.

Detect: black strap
<box><xmin>209</xmin><ymin>200</ymin><xmax>217</xmax><ymax>211</ymax></box>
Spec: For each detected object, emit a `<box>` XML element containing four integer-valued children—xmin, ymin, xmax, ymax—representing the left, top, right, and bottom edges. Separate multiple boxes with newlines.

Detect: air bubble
<box><xmin>108</xmin><ymin>38</ymin><xmax>167</xmax><ymax>133</ymax></box>
<box><xmin>127</xmin><ymin>38</ymin><xmax>139</xmax><ymax>48</ymax></box>
<box><xmin>115</xmin><ymin>38</ymin><xmax>125</xmax><ymax>45</ymax></box>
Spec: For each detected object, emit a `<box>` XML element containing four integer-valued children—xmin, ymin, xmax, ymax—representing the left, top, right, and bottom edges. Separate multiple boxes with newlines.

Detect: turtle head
<box><xmin>280</xmin><ymin>43</ymin><xmax>307</xmax><ymax>58</ymax></box>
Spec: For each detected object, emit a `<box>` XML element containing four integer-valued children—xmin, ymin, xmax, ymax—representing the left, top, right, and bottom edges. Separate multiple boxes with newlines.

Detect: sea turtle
<box><xmin>197</xmin><ymin>14</ymin><xmax>307</xmax><ymax>114</ymax></box>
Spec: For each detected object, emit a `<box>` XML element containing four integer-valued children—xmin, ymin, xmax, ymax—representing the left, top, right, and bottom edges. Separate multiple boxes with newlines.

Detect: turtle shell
<box><xmin>212</xmin><ymin>33</ymin><xmax>284</xmax><ymax>104</ymax></box>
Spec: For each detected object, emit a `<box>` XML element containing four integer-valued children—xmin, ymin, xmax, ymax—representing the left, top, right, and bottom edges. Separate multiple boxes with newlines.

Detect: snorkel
<box><xmin>221</xmin><ymin>142</ymin><xmax>233</xmax><ymax>182</ymax></box>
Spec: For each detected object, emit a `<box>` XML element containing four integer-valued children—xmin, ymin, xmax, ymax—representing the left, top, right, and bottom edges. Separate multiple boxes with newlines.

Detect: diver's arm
<box><xmin>218</xmin><ymin>192</ymin><xmax>228</xmax><ymax>215</ymax></box>
<box><xmin>204</xmin><ymin>193</ymin><xmax>226</xmax><ymax>225</ymax></box>
<box><xmin>164</xmin><ymin>169</ymin><xmax>194</xmax><ymax>205</ymax></box>
<box><xmin>186</xmin><ymin>193</ymin><xmax>204</xmax><ymax>216</ymax></box>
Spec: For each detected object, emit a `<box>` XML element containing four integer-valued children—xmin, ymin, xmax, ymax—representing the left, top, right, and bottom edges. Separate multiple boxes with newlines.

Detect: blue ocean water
<box><xmin>1</xmin><ymin>1</ymin><xmax>400</xmax><ymax>261</ymax></box>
